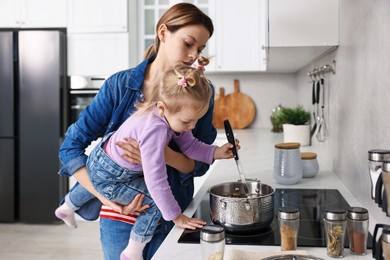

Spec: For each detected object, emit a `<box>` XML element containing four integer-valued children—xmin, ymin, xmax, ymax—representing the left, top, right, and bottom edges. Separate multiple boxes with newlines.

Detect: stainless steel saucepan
<box><xmin>209</xmin><ymin>180</ymin><xmax>275</xmax><ymax>233</ymax></box>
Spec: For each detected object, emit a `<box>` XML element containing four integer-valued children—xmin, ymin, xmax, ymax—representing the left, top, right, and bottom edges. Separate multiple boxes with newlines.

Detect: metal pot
<box><xmin>209</xmin><ymin>180</ymin><xmax>275</xmax><ymax>233</ymax></box>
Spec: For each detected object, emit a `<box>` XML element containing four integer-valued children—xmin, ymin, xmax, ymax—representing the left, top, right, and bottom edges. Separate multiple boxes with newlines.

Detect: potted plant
<box><xmin>279</xmin><ymin>106</ymin><xmax>311</xmax><ymax>146</ymax></box>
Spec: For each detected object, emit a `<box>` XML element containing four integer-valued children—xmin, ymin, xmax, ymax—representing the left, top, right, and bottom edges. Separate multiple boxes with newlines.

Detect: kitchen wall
<box><xmin>209</xmin><ymin>0</ymin><xmax>389</xmax><ymax>225</ymax></box>
<box><xmin>295</xmin><ymin>0</ymin><xmax>390</xmax><ymax>225</ymax></box>
<box><xmin>206</xmin><ymin>73</ymin><xmax>298</xmax><ymax>129</ymax></box>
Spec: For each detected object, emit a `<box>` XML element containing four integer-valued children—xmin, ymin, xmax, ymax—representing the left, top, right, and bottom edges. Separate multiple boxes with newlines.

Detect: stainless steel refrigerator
<box><xmin>0</xmin><ymin>30</ymin><xmax>68</xmax><ymax>223</ymax></box>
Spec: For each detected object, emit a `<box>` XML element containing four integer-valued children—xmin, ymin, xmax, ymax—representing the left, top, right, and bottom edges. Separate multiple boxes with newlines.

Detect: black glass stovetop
<box><xmin>178</xmin><ymin>188</ymin><xmax>373</xmax><ymax>248</ymax></box>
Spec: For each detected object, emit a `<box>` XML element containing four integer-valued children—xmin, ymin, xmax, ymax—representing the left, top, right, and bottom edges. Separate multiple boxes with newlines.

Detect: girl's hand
<box><xmin>115</xmin><ymin>137</ymin><xmax>142</xmax><ymax>164</ymax></box>
<box><xmin>173</xmin><ymin>213</ymin><xmax>206</xmax><ymax>230</ymax></box>
<box><xmin>213</xmin><ymin>139</ymin><xmax>241</xmax><ymax>160</ymax></box>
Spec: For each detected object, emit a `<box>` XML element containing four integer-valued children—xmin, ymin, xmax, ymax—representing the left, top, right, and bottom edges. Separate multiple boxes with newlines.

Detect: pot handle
<box><xmin>220</xmin><ymin>198</ymin><xmax>251</xmax><ymax>211</ymax></box>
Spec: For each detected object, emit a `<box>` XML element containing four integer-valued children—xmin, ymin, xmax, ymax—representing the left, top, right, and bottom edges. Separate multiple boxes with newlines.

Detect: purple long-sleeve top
<box><xmin>106</xmin><ymin>107</ymin><xmax>217</xmax><ymax>221</ymax></box>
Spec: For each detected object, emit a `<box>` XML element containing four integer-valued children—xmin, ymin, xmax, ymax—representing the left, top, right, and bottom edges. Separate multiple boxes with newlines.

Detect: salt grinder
<box><xmin>368</xmin><ymin>149</ymin><xmax>390</xmax><ymax>205</ymax></box>
<box><xmin>324</xmin><ymin>208</ymin><xmax>347</xmax><ymax>258</ymax></box>
<box><xmin>346</xmin><ymin>207</ymin><xmax>369</xmax><ymax>255</ymax></box>
<box><xmin>200</xmin><ymin>225</ymin><xmax>225</xmax><ymax>260</ymax></box>
<box><xmin>382</xmin><ymin>160</ymin><xmax>390</xmax><ymax>216</ymax></box>
<box><xmin>278</xmin><ymin>206</ymin><xmax>300</xmax><ymax>251</ymax></box>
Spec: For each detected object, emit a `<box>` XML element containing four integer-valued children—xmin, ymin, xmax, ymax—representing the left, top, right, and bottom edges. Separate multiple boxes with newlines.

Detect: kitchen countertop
<box><xmin>152</xmin><ymin>129</ymin><xmax>376</xmax><ymax>259</ymax></box>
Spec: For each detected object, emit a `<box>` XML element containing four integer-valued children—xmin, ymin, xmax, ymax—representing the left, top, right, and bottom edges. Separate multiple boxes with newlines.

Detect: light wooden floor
<box><xmin>0</xmin><ymin>221</ymin><xmax>103</xmax><ymax>259</ymax></box>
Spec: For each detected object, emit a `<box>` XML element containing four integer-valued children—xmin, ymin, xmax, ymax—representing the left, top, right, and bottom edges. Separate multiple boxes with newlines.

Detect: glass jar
<box><xmin>278</xmin><ymin>206</ymin><xmax>300</xmax><ymax>251</ymax></box>
<box><xmin>346</xmin><ymin>207</ymin><xmax>369</xmax><ymax>255</ymax></box>
<box><xmin>301</xmin><ymin>152</ymin><xmax>319</xmax><ymax>178</ymax></box>
<box><xmin>200</xmin><ymin>225</ymin><xmax>225</xmax><ymax>260</ymax></box>
<box><xmin>382</xmin><ymin>160</ymin><xmax>390</xmax><ymax>216</ymax></box>
<box><xmin>324</xmin><ymin>209</ymin><xmax>347</xmax><ymax>258</ymax></box>
<box><xmin>382</xmin><ymin>227</ymin><xmax>390</xmax><ymax>260</ymax></box>
<box><xmin>273</xmin><ymin>142</ymin><xmax>303</xmax><ymax>185</ymax></box>
<box><xmin>368</xmin><ymin>149</ymin><xmax>390</xmax><ymax>202</ymax></box>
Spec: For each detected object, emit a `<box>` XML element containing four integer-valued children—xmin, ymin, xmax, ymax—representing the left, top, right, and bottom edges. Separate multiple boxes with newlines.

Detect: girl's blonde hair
<box><xmin>136</xmin><ymin>59</ymin><xmax>212</xmax><ymax>116</ymax></box>
<box><xmin>143</xmin><ymin>3</ymin><xmax>214</xmax><ymax>60</ymax></box>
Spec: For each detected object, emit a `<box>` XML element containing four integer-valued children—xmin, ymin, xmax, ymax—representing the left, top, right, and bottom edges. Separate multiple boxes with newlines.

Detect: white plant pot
<box><xmin>282</xmin><ymin>124</ymin><xmax>311</xmax><ymax>146</ymax></box>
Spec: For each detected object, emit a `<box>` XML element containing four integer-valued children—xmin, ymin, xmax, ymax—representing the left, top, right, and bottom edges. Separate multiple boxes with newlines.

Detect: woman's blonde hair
<box><xmin>136</xmin><ymin>60</ymin><xmax>212</xmax><ymax>116</ymax></box>
<box><xmin>143</xmin><ymin>3</ymin><xmax>214</xmax><ymax>60</ymax></box>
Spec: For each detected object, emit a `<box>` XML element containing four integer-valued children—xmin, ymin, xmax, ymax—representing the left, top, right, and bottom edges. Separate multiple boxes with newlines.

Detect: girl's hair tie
<box><xmin>178</xmin><ymin>77</ymin><xmax>187</xmax><ymax>88</ymax></box>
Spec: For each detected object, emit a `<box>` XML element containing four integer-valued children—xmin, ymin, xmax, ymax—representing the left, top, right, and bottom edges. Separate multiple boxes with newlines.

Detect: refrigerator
<box><xmin>0</xmin><ymin>30</ymin><xmax>68</xmax><ymax>223</ymax></box>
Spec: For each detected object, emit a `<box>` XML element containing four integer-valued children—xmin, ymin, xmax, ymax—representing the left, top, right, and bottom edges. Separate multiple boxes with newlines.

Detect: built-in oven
<box><xmin>69</xmin><ymin>76</ymin><xmax>106</xmax><ymax>125</ymax></box>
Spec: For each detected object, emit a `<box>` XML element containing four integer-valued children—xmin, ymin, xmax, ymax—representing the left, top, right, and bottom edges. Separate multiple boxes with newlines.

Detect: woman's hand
<box><xmin>115</xmin><ymin>137</ymin><xmax>142</xmax><ymax>164</ymax></box>
<box><xmin>173</xmin><ymin>213</ymin><xmax>206</xmax><ymax>230</ymax></box>
<box><xmin>121</xmin><ymin>194</ymin><xmax>150</xmax><ymax>215</ymax></box>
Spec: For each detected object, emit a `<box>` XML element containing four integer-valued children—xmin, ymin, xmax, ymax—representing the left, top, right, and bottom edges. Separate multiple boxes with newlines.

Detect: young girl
<box><xmin>55</xmin><ymin>64</ymin><xmax>236</xmax><ymax>260</ymax></box>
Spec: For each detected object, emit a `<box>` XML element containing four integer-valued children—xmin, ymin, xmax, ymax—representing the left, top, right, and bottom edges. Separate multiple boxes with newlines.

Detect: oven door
<box><xmin>69</xmin><ymin>88</ymin><xmax>99</xmax><ymax>125</ymax></box>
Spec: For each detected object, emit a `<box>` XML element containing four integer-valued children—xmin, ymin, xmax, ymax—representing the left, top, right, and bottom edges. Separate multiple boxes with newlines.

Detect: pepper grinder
<box><xmin>346</xmin><ymin>207</ymin><xmax>369</xmax><ymax>255</ymax></box>
<box><xmin>324</xmin><ymin>208</ymin><xmax>347</xmax><ymax>258</ymax></box>
<box><xmin>368</xmin><ymin>149</ymin><xmax>390</xmax><ymax>205</ymax></box>
<box><xmin>200</xmin><ymin>225</ymin><xmax>225</xmax><ymax>260</ymax></box>
<box><xmin>278</xmin><ymin>206</ymin><xmax>300</xmax><ymax>251</ymax></box>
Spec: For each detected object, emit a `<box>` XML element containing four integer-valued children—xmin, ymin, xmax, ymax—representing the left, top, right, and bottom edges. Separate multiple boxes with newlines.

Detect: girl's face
<box><xmin>159</xmin><ymin>24</ymin><xmax>210</xmax><ymax>68</ymax></box>
<box><xmin>157</xmin><ymin>101</ymin><xmax>207</xmax><ymax>133</ymax></box>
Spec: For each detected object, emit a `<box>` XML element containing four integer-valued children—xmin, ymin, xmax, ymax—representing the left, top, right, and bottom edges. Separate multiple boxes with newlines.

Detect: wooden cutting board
<box><xmin>213</xmin><ymin>79</ymin><xmax>256</xmax><ymax>129</ymax></box>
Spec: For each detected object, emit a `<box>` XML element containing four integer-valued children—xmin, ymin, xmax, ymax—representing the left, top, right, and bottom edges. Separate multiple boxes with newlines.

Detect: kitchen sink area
<box><xmin>152</xmin><ymin>128</ymin><xmax>379</xmax><ymax>259</ymax></box>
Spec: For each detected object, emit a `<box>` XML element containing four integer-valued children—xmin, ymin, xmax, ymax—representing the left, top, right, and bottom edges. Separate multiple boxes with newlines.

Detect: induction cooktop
<box><xmin>178</xmin><ymin>188</ymin><xmax>373</xmax><ymax>248</ymax></box>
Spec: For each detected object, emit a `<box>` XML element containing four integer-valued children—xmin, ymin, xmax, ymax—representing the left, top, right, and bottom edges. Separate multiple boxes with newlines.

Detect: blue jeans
<box><xmin>67</xmin><ymin>133</ymin><xmax>161</xmax><ymax>243</ymax></box>
<box><xmin>100</xmin><ymin>217</ymin><xmax>174</xmax><ymax>260</ymax></box>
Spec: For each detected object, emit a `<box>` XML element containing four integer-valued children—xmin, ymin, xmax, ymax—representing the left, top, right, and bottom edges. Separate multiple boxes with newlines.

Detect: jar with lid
<box><xmin>324</xmin><ymin>208</ymin><xmax>347</xmax><ymax>258</ymax></box>
<box><xmin>346</xmin><ymin>207</ymin><xmax>369</xmax><ymax>255</ymax></box>
<box><xmin>200</xmin><ymin>225</ymin><xmax>225</xmax><ymax>260</ymax></box>
<box><xmin>278</xmin><ymin>206</ymin><xmax>300</xmax><ymax>251</ymax></box>
<box><xmin>382</xmin><ymin>160</ymin><xmax>390</xmax><ymax>216</ymax></box>
<box><xmin>372</xmin><ymin>224</ymin><xmax>390</xmax><ymax>260</ymax></box>
<box><xmin>301</xmin><ymin>152</ymin><xmax>319</xmax><ymax>178</ymax></box>
<box><xmin>368</xmin><ymin>149</ymin><xmax>390</xmax><ymax>203</ymax></box>
<box><xmin>273</xmin><ymin>142</ymin><xmax>303</xmax><ymax>185</ymax></box>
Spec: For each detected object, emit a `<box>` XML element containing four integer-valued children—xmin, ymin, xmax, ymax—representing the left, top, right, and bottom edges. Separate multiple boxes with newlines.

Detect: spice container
<box><xmin>368</xmin><ymin>149</ymin><xmax>390</xmax><ymax>203</ymax></box>
<box><xmin>382</xmin><ymin>160</ymin><xmax>390</xmax><ymax>216</ymax></box>
<box><xmin>324</xmin><ymin>208</ymin><xmax>347</xmax><ymax>258</ymax></box>
<box><xmin>301</xmin><ymin>152</ymin><xmax>319</xmax><ymax>178</ymax></box>
<box><xmin>372</xmin><ymin>224</ymin><xmax>390</xmax><ymax>260</ymax></box>
<box><xmin>278</xmin><ymin>206</ymin><xmax>300</xmax><ymax>251</ymax></box>
<box><xmin>347</xmin><ymin>207</ymin><xmax>369</xmax><ymax>255</ymax></box>
<box><xmin>200</xmin><ymin>225</ymin><xmax>225</xmax><ymax>260</ymax></box>
<box><xmin>273</xmin><ymin>142</ymin><xmax>303</xmax><ymax>185</ymax></box>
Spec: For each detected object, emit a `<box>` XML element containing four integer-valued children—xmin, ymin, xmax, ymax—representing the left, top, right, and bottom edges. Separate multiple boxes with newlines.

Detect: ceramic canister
<box><xmin>273</xmin><ymin>142</ymin><xmax>303</xmax><ymax>185</ymax></box>
<box><xmin>301</xmin><ymin>152</ymin><xmax>319</xmax><ymax>178</ymax></box>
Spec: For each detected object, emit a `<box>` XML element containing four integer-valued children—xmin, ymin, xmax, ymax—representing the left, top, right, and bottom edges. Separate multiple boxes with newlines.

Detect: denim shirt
<box><xmin>58</xmin><ymin>56</ymin><xmax>217</xmax><ymax>220</ymax></box>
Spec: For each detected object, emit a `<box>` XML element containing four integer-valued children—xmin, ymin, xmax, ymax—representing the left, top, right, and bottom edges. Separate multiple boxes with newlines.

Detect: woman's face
<box><xmin>160</xmin><ymin>24</ymin><xmax>210</xmax><ymax>68</ymax></box>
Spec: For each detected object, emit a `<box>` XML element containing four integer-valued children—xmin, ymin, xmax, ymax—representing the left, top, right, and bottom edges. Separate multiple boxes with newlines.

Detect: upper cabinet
<box><xmin>67</xmin><ymin>0</ymin><xmax>128</xmax><ymax>33</ymax></box>
<box><xmin>208</xmin><ymin>0</ymin><xmax>267</xmax><ymax>72</ymax></box>
<box><xmin>267</xmin><ymin>0</ymin><xmax>339</xmax><ymax>72</ymax></box>
<box><xmin>66</xmin><ymin>0</ymin><xmax>135</xmax><ymax>76</ymax></box>
<box><xmin>138</xmin><ymin>0</ymin><xmax>268</xmax><ymax>72</ymax></box>
<box><xmin>0</xmin><ymin>0</ymin><xmax>67</xmax><ymax>28</ymax></box>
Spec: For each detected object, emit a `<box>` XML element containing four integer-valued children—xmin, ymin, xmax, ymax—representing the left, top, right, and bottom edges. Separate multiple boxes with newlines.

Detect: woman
<box><xmin>58</xmin><ymin>3</ymin><xmax>216</xmax><ymax>259</ymax></box>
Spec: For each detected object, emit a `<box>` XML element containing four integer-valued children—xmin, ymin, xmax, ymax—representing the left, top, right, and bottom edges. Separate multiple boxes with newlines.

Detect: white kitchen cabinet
<box><xmin>138</xmin><ymin>0</ymin><xmax>267</xmax><ymax>72</ymax></box>
<box><xmin>0</xmin><ymin>0</ymin><xmax>67</xmax><ymax>28</ymax></box>
<box><xmin>138</xmin><ymin>0</ymin><xmax>211</xmax><ymax>61</ymax></box>
<box><xmin>208</xmin><ymin>0</ymin><xmax>267</xmax><ymax>72</ymax></box>
<box><xmin>67</xmin><ymin>33</ymin><xmax>130</xmax><ymax>76</ymax></box>
<box><xmin>269</xmin><ymin>0</ymin><xmax>338</xmax><ymax>47</ymax></box>
<box><xmin>67</xmin><ymin>0</ymin><xmax>128</xmax><ymax>33</ymax></box>
<box><xmin>267</xmin><ymin>0</ymin><xmax>339</xmax><ymax>73</ymax></box>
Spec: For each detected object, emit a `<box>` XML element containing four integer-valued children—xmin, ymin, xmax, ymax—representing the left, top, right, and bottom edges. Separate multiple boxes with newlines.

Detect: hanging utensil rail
<box><xmin>307</xmin><ymin>60</ymin><xmax>336</xmax><ymax>81</ymax></box>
